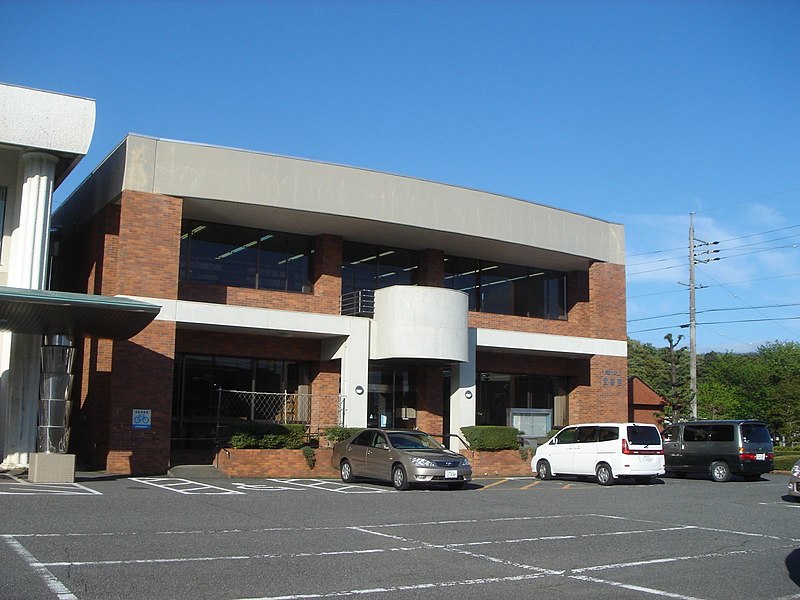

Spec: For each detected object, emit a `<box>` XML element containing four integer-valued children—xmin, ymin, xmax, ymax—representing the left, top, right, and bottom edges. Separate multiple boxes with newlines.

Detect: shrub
<box><xmin>323</xmin><ymin>426</ymin><xmax>362</xmax><ymax>443</ymax></box>
<box><xmin>774</xmin><ymin>454</ymin><xmax>800</xmax><ymax>471</ymax></box>
<box><xmin>461</xmin><ymin>426</ymin><xmax>521</xmax><ymax>451</ymax></box>
<box><xmin>227</xmin><ymin>423</ymin><xmax>308</xmax><ymax>449</ymax></box>
<box><xmin>302</xmin><ymin>446</ymin><xmax>316</xmax><ymax>469</ymax></box>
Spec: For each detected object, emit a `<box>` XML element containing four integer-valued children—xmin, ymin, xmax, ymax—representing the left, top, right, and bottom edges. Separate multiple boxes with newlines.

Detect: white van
<box><xmin>531</xmin><ymin>422</ymin><xmax>665</xmax><ymax>485</ymax></box>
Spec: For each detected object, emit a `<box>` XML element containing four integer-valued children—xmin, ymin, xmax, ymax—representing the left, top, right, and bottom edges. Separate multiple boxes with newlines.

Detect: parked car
<box><xmin>789</xmin><ymin>459</ymin><xmax>800</xmax><ymax>500</ymax></box>
<box><xmin>661</xmin><ymin>420</ymin><xmax>774</xmax><ymax>482</ymax></box>
<box><xmin>531</xmin><ymin>422</ymin><xmax>665</xmax><ymax>486</ymax></box>
<box><xmin>330</xmin><ymin>428</ymin><xmax>472</xmax><ymax>490</ymax></box>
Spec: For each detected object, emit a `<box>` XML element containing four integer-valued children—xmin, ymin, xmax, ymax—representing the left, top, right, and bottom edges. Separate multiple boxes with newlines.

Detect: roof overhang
<box><xmin>0</xmin><ymin>287</ymin><xmax>161</xmax><ymax>340</ymax></box>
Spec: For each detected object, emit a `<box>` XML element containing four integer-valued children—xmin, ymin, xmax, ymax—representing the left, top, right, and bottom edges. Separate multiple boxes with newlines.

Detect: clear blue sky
<box><xmin>3</xmin><ymin>1</ymin><xmax>799</xmax><ymax>354</ymax></box>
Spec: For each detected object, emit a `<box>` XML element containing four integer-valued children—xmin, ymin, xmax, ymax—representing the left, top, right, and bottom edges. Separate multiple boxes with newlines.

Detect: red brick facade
<box><xmin>56</xmin><ymin>188</ymin><xmax>628</xmax><ymax>475</ymax></box>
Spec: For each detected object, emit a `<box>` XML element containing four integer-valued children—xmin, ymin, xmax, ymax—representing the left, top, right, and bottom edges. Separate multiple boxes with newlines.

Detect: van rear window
<box><xmin>627</xmin><ymin>425</ymin><xmax>661</xmax><ymax>445</ymax></box>
<box><xmin>741</xmin><ymin>424</ymin><xmax>771</xmax><ymax>444</ymax></box>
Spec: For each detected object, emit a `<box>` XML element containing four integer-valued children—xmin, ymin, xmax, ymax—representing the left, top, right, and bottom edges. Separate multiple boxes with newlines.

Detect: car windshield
<box><xmin>388</xmin><ymin>432</ymin><xmax>443</xmax><ymax>450</ymax></box>
<box><xmin>627</xmin><ymin>425</ymin><xmax>661</xmax><ymax>445</ymax></box>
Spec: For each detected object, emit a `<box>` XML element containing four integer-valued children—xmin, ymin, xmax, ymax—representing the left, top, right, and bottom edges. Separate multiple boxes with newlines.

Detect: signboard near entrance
<box><xmin>132</xmin><ymin>409</ymin><xmax>152</xmax><ymax>430</ymax></box>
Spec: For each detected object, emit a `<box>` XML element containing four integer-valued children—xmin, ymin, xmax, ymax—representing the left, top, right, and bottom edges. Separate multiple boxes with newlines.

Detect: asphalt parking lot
<box><xmin>1</xmin><ymin>470</ymin><xmax>798</xmax><ymax>600</ymax></box>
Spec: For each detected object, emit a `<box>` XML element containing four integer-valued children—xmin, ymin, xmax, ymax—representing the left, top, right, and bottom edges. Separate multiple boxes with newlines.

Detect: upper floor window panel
<box><xmin>444</xmin><ymin>256</ymin><xmax>567</xmax><ymax>320</ymax></box>
<box><xmin>341</xmin><ymin>242</ymin><xmax>419</xmax><ymax>295</ymax></box>
<box><xmin>179</xmin><ymin>220</ymin><xmax>313</xmax><ymax>293</ymax></box>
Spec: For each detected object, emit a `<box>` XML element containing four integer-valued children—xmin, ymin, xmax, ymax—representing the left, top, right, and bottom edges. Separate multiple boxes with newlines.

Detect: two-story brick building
<box><xmin>52</xmin><ymin>134</ymin><xmax>628</xmax><ymax>475</ymax></box>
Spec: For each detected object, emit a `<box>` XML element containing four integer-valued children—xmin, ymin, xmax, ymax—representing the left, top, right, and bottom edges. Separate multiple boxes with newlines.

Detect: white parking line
<box><xmin>267</xmin><ymin>479</ymin><xmax>391</xmax><ymax>493</ymax></box>
<box><xmin>0</xmin><ymin>473</ymin><xmax>101</xmax><ymax>496</ymax></box>
<box><xmin>130</xmin><ymin>477</ymin><xmax>245</xmax><ymax>495</ymax></box>
<box><xmin>569</xmin><ymin>574</ymin><xmax>705</xmax><ymax>600</ymax></box>
<box><xmin>2</xmin><ymin>535</ymin><xmax>77</xmax><ymax>599</ymax></box>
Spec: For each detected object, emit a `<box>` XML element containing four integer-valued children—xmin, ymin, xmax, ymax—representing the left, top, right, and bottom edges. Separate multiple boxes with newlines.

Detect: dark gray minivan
<box><xmin>661</xmin><ymin>420</ymin><xmax>774</xmax><ymax>482</ymax></box>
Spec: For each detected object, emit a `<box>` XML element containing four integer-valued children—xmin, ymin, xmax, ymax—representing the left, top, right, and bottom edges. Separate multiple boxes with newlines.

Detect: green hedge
<box><xmin>322</xmin><ymin>426</ymin><xmax>362</xmax><ymax>443</ymax></box>
<box><xmin>461</xmin><ymin>426</ymin><xmax>521</xmax><ymax>450</ymax></box>
<box><xmin>774</xmin><ymin>454</ymin><xmax>800</xmax><ymax>471</ymax></box>
<box><xmin>227</xmin><ymin>423</ymin><xmax>307</xmax><ymax>449</ymax></box>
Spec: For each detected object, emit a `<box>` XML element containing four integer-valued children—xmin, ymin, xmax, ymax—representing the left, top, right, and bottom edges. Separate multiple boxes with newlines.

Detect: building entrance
<box><xmin>367</xmin><ymin>366</ymin><xmax>417</xmax><ymax>429</ymax></box>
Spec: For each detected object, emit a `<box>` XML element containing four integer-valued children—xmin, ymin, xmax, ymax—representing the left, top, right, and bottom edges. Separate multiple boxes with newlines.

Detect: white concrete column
<box><xmin>322</xmin><ymin>319</ymin><xmax>370</xmax><ymax>428</ymax></box>
<box><xmin>9</xmin><ymin>151</ymin><xmax>58</xmax><ymax>289</ymax></box>
<box><xmin>449</xmin><ymin>328</ymin><xmax>477</xmax><ymax>451</ymax></box>
<box><xmin>0</xmin><ymin>151</ymin><xmax>55</xmax><ymax>467</ymax></box>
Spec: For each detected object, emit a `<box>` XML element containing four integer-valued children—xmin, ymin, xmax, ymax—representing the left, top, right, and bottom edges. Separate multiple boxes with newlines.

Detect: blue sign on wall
<box><xmin>132</xmin><ymin>409</ymin><xmax>152</xmax><ymax>429</ymax></box>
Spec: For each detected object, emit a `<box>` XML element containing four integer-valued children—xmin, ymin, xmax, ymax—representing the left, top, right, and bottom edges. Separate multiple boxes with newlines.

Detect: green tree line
<box><xmin>628</xmin><ymin>337</ymin><xmax>800</xmax><ymax>444</ymax></box>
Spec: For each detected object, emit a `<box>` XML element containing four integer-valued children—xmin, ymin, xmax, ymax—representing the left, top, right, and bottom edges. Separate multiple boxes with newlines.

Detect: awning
<box><xmin>0</xmin><ymin>286</ymin><xmax>161</xmax><ymax>340</ymax></box>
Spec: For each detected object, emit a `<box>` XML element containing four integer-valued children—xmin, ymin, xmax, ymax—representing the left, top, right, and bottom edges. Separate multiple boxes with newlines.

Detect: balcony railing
<box><xmin>340</xmin><ymin>289</ymin><xmax>375</xmax><ymax>317</ymax></box>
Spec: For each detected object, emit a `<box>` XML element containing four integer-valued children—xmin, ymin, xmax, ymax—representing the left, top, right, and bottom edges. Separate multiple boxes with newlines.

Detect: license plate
<box><xmin>445</xmin><ymin>469</ymin><xmax>458</xmax><ymax>479</ymax></box>
<box><xmin>640</xmin><ymin>456</ymin><xmax>653</xmax><ymax>462</ymax></box>
<box><xmin>756</xmin><ymin>453</ymin><xmax>765</xmax><ymax>460</ymax></box>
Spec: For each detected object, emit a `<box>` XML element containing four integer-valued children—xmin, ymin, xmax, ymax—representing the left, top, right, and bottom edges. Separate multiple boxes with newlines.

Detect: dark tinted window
<box><xmin>709</xmin><ymin>425</ymin><xmax>735</xmax><ymax>442</ymax></box>
<box><xmin>684</xmin><ymin>425</ymin><xmax>710</xmax><ymax>442</ymax></box>
<box><xmin>577</xmin><ymin>426</ymin><xmax>598</xmax><ymax>443</ymax></box>
<box><xmin>661</xmin><ymin>427</ymin><xmax>676</xmax><ymax>442</ymax></box>
<box><xmin>372</xmin><ymin>433</ymin><xmax>389</xmax><ymax>448</ymax></box>
<box><xmin>599</xmin><ymin>426</ymin><xmax>619</xmax><ymax>442</ymax></box>
<box><xmin>554</xmin><ymin>427</ymin><xmax>577</xmax><ymax>444</ymax></box>
<box><xmin>353</xmin><ymin>431</ymin><xmax>375</xmax><ymax>446</ymax></box>
<box><xmin>627</xmin><ymin>425</ymin><xmax>662</xmax><ymax>445</ymax></box>
<box><xmin>741</xmin><ymin>423</ymin><xmax>772</xmax><ymax>444</ymax></box>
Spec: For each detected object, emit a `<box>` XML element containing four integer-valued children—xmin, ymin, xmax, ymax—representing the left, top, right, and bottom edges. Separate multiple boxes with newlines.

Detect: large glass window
<box><xmin>180</xmin><ymin>220</ymin><xmax>313</xmax><ymax>292</ymax></box>
<box><xmin>342</xmin><ymin>242</ymin><xmax>418</xmax><ymax>294</ymax></box>
<box><xmin>444</xmin><ymin>255</ymin><xmax>567</xmax><ymax>319</ymax></box>
<box><xmin>367</xmin><ymin>366</ymin><xmax>417</xmax><ymax>429</ymax></box>
<box><xmin>172</xmin><ymin>354</ymin><xmax>309</xmax><ymax>448</ymax></box>
<box><xmin>476</xmin><ymin>373</ymin><xmax>567</xmax><ymax>431</ymax></box>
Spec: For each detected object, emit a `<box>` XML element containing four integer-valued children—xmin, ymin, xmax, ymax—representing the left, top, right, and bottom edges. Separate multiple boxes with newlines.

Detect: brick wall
<box><xmin>415</xmin><ymin>366</ymin><xmax>443</xmax><ymax>436</ymax></box>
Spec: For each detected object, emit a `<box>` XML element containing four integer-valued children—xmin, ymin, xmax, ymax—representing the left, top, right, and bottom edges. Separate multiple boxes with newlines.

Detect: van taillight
<box><xmin>739</xmin><ymin>449</ymin><xmax>774</xmax><ymax>460</ymax></box>
<box><xmin>622</xmin><ymin>439</ymin><xmax>664</xmax><ymax>455</ymax></box>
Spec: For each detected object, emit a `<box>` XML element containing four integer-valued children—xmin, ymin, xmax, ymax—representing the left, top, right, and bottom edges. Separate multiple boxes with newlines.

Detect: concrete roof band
<box><xmin>55</xmin><ymin>134</ymin><xmax>625</xmax><ymax>271</ymax></box>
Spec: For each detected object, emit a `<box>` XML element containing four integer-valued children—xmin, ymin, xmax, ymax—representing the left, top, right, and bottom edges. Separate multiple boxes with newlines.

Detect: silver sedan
<box><xmin>331</xmin><ymin>428</ymin><xmax>472</xmax><ymax>490</ymax></box>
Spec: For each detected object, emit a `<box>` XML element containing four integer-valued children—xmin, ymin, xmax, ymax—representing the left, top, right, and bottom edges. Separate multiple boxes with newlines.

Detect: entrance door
<box><xmin>367</xmin><ymin>367</ymin><xmax>416</xmax><ymax>429</ymax></box>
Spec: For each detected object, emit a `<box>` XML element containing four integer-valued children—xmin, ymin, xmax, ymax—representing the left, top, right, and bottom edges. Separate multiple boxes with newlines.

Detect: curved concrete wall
<box><xmin>371</xmin><ymin>286</ymin><xmax>468</xmax><ymax>362</ymax></box>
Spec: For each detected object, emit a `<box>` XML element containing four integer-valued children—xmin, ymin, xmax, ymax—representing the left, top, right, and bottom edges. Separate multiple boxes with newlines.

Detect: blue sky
<box><xmin>3</xmin><ymin>1</ymin><xmax>799</xmax><ymax>354</ymax></box>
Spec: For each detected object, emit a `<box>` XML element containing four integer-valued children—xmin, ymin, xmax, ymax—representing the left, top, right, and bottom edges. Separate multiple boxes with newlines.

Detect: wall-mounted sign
<box><xmin>132</xmin><ymin>409</ymin><xmax>152</xmax><ymax>429</ymax></box>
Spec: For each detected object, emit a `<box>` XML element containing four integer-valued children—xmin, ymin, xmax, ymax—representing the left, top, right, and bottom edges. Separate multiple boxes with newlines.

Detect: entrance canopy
<box><xmin>0</xmin><ymin>286</ymin><xmax>160</xmax><ymax>340</ymax></box>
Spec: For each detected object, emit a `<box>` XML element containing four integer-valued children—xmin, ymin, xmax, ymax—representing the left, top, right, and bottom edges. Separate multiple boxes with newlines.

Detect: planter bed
<box><xmin>216</xmin><ymin>447</ymin><xmax>533</xmax><ymax>479</ymax></box>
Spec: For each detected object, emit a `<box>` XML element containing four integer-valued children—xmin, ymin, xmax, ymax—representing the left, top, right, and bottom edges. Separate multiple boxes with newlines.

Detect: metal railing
<box><xmin>340</xmin><ymin>289</ymin><xmax>375</xmax><ymax>317</ymax></box>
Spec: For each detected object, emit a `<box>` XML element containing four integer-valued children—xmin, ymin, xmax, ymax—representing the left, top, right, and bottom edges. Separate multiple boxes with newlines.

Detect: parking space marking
<box><xmin>0</xmin><ymin>474</ymin><xmax>101</xmax><ymax>496</ymax></box>
<box><xmin>520</xmin><ymin>480</ymin><xmax>540</xmax><ymax>489</ymax></box>
<box><xmin>2</xmin><ymin>535</ymin><xmax>77</xmax><ymax>600</ymax></box>
<box><xmin>267</xmin><ymin>479</ymin><xmax>391</xmax><ymax>493</ymax></box>
<box><xmin>569</xmin><ymin>574</ymin><xmax>704</xmax><ymax>600</ymax></box>
<box><xmin>130</xmin><ymin>477</ymin><xmax>245</xmax><ymax>495</ymax></box>
<box><xmin>478</xmin><ymin>478</ymin><xmax>509</xmax><ymax>490</ymax></box>
<box><xmin>230</xmin><ymin>482</ymin><xmax>300</xmax><ymax>492</ymax></box>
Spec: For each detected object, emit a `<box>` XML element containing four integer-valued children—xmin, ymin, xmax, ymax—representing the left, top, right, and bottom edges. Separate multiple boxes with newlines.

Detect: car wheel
<box><xmin>340</xmin><ymin>459</ymin><xmax>355</xmax><ymax>483</ymax></box>
<box><xmin>537</xmin><ymin>460</ymin><xmax>552</xmax><ymax>480</ymax></box>
<box><xmin>392</xmin><ymin>464</ymin><xmax>411</xmax><ymax>490</ymax></box>
<box><xmin>710</xmin><ymin>461</ymin><xmax>732</xmax><ymax>482</ymax></box>
<box><xmin>596</xmin><ymin>463</ymin><xmax>614</xmax><ymax>486</ymax></box>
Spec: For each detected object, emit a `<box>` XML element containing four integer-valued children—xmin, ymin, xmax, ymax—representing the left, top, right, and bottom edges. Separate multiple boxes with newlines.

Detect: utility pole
<box><xmin>688</xmin><ymin>213</ymin><xmax>697</xmax><ymax>418</ymax></box>
<box><xmin>687</xmin><ymin>212</ymin><xmax>720</xmax><ymax>419</ymax></box>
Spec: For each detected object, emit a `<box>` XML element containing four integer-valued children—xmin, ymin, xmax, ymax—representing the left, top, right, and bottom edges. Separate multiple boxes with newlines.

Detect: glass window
<box><xmin>741</xmin><ymin>423</ymin><xmax>772</xmax><ymax>444</ymax></box>
<box><xmin>709</xmin><ymin>425</ymin><xmax>735</xmax><ymax>442</ymax></box>
<box><xmin>353</xmin><ymin>430</ymin><xmax>375</xmax><ymax>446</ymax></box>
<box><xmin>661</xmin><ymin>427</ymin><xmax>676</xmax><ymax>442</ymax></box>
<box><xmin>599</xmin><ymin>426</ymin><xmax>620</xmax><ymax>442</ymax></box>
<box><xmin>180</xmin><ymin>220</ymin><xmax>313</xmax><ymax>292</ymax></box>
<box><xmin>554</xmin><ymin>427</ymin><xmax>577</xmax><ymax>444</ymax></box>
<box><xmin>342</xmin><ymin>242</ymin><xmax>418</xmax><ymax>294</ymax></box>
<box><xmin>577</xmin><ymin>426</ymin><xmax>598</xmax><ymax>443</ymax></box>
<box><xmin>444</xmin><ymin>255</ymin><xmax>567</xmax><ymax>319</ymax></box>
<box><xmin>444</xmin><ymin>256</ymin><xmax>480</xmax><ymax>310</ymax></box>
<box><xmin>684</xmin><ymin>425</ymin><xmax>709</xmax><ymax>442</ymax></box>
<box><xmin>627</xmin><ymin>425</ymin><xmax>662</xmax><ymax>445</ymax></box>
